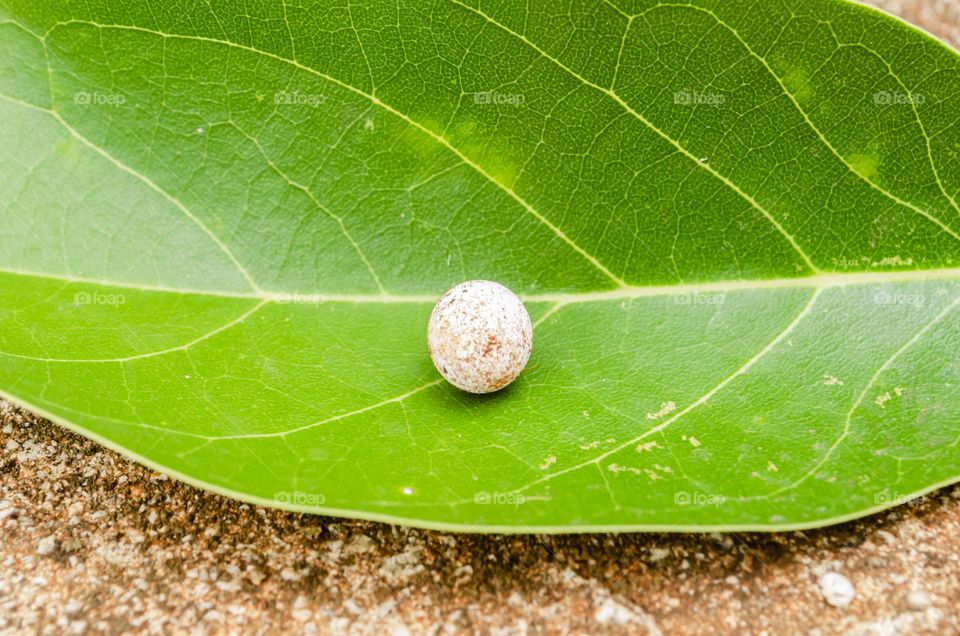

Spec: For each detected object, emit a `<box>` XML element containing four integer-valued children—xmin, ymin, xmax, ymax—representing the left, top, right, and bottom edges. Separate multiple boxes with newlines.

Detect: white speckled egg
<box><xmin>428</xmin><ymin>280</ymin><xmax>532</xmax><ymax>394</ymax></box>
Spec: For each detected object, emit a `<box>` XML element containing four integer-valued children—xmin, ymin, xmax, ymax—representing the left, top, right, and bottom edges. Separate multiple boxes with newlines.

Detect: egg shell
<box><xmin>427</xmin><ymin>280</ymin><xmax>533</xmax><ymax>394</ymax></box>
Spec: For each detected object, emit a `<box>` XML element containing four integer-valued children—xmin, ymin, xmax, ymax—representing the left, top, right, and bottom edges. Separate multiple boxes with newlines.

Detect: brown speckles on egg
<box><xmin>482</xmin><ymin>334</ymin><xmax>500</xmax><ymax>357</ymax></box>
<box><xmin>427</xmin><ymin>280</ymin><xmax>533</xmax><ymax>394</ymax></box>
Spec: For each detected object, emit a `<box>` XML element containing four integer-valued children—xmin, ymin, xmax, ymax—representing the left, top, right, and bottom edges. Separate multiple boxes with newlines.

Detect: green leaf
<box><xmin>1</xmin><ymin>0</ymin><xmax>959</xmax><ymax>532</ymax></box>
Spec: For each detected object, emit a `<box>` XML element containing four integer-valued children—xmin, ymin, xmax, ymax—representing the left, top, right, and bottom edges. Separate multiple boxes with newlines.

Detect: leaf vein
<box><xmin>507</xmin><ymin>288</ymin><xmax>822</xmax><ymax>495</ymax></box>
<box><xmin>654</xmin><ymin>2</ymin><xmax>960</xmax><ymax>241</ymax></box>
<box><xmin>0</xmin><ymin>92</ymin><xmax>262</xmax><ymax>292</ymax></box>
<box><xmin>0</xmin><ymin>300</ymin><xmax>266</xmax><ymax>363</ymax></box>
<box><xmin>41</xmin><ymin>19</ymin><xmax>627</xmax><ymax>288</ymax></box>
<box><xmin>751</xmin><ymin>291</ymin><xmax>960</xmax><ymax>501</ymax></box>
<box><xmin>447</xmin><ymin>0</ymin><xmax>821</xmax><ymax>274</ymax></box>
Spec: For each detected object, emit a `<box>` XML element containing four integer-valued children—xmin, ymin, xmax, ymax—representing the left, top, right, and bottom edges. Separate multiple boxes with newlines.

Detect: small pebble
<box><xmin>819</xmin><ymin>572</ymin><xmax>855</xmax><ymax>607</ymax></box>
<box><xmin>907</xmin><ymin>590</ymin><xmax>932</xmax><ymax>610</ymax></box>
<box><xmin>875</xmin><ymin>530</ymin><xmax>897</xmax><ymax>545</ymax></box>
<box><xmin>36</xmin><ymin>536</ymin><xmax>57</xmax><ymax>555</ymax></box>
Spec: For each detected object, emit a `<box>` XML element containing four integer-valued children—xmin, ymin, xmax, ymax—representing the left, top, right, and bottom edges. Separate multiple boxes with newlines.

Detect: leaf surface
<box><xmin>1</xmin><ymin>0</ymin><xmax>959</xmax><ymax>531</ymax></box>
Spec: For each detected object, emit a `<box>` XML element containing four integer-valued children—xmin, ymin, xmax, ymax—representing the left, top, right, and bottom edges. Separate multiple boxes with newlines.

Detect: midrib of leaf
<box><xmin>3</xmin><ymin>265</ymin><xmax>959</xmax><ymax>304</ymax></box>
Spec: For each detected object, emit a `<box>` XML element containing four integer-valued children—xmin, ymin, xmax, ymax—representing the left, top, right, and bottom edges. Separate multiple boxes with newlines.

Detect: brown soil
<box><xmin>3</xmin><ymin>405</ymin><xmax>960</xmax><ymax>635</ymax></box>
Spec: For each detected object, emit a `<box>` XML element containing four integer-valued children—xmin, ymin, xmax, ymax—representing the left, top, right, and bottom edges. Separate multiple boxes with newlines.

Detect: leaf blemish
<box><xmin>580</xmin><ymin>437</ymin><xmax>615</xmax><ymax>450</ymax></box>
<box><xmin>872</xmin><ymin>256</ymin><xmax>913</xmax><ymax>267</ymax></box>
<box><xmin>646</xmin><ymin>401</ymin><xmax>677</xmax><ymax>420</ymax></box>
<box><xmin>608</xmin><ymin>464</ymin><xmax>661</xmax><ymax>481</ymax></box>
<box><xmin>875</xmin><ymin>386</ymin><xmax>906</xmax><ymax>408</ymax></box>
<box><xmin>848</xmin><ymin>152</ymin><xmax>881</xmax><ymax>179</ymax></box>
<box><xmin>782</xmin><ymin>67</ymin><xmax>814</xmax><ymax>102</ymax></box>
<box><xmin>539</xmin><ymin>455</ymin><xmax>557</xmax><ymax>470</ymax></box>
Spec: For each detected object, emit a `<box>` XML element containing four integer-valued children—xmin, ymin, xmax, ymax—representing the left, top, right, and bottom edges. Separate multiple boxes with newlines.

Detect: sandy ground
<box><xmin>2</xmin><ymin>1</ymin><xmax>960</xmax><ymax>634</ymax></box>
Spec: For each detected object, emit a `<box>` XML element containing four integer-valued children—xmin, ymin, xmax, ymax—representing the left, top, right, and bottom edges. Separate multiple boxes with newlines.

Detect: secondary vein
<box><xmin>40</xmin><ymin>19</ymin><xmax>628</xmax><ymax>289</ymax></box>
<box><xmin>0</xmin><ymin>92</ymin><xmax>262</xmax><ymax>293</ymax></box>
<box><xmin>447</xmin><ymin>0</ymin><xmax>822</xmax><ymax>274</ymax></box>
<box><xmin>505</xmin><ymin>287</ymin><xmax>822</xmax><ymax>495</ymax></box>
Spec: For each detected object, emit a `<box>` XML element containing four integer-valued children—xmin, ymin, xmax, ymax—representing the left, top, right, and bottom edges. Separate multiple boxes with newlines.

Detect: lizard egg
<box><xmin>428</xmin><ymin>280</ymin><xmax>533</xmax><ymax>394</ymax></box>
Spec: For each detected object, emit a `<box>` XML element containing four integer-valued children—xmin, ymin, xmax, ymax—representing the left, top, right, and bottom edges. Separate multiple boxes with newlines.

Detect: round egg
<box><xmin>427</xmin><ymin>280</ymin><xmax>532</xmax><ymax>394</ymax></box>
